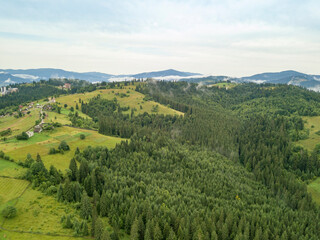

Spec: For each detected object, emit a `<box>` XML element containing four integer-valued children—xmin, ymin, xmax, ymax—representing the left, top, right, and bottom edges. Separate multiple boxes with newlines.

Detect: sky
<box><xmin>0</xmin><ymin>0</ymin><xmax>319</xmax><ymax>76</ymax></box>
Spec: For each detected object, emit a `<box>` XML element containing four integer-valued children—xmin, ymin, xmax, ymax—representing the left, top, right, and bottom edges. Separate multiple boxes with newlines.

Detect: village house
<box><xmin>64</xmin><ymin>83</ymin><xmax>71</xmax><ymax>90</ymax></box>
<box><xmin>34</xmin><ymin>125</ymin><xmax>42</xmax><ymax>133</ymax></box>
<box><xmin>26</xmin><ymin>131</ymin><xmax>34</xmax><ymax>138</ymax></box>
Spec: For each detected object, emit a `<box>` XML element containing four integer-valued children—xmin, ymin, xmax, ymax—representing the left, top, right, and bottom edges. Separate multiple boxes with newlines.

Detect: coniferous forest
<box><xmin>3</xmin><ymin>80</ymin><xmax>320</xmax><ymax>239</ymax></box>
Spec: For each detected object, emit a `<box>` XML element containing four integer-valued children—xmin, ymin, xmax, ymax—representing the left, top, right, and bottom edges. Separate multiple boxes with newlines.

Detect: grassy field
<box><xmin>0</xmin><ymin>159</ymin><xmax>26</xmax><ymax>178</ymax></box>
<box><xmin>1</xmin><ymin>126</ymin><xmax>125</xmax><ymax>171</ymax></box>
<box><xmin>0</xmin><ymin>186</ymin><xmax>88</xmax><ymax>240</ymax></box>
<box><xmin>308</xmin><ymin>177</ymin><xmax>320</xmax><ymax>205</ymax></box>
<box><xmin>0</xmin><ymin>177</ymin><xmax>29</xmax><ymax>213</ymax></box>
<box><xmin>44</xmin><ymin>111</ymin><xmax>71</xmax><ymax>125</ymax></box>
<box><xmin>297</xmin><ymin>116</ymin><xmax>320</xmax><ymax>151</ymax></box>
<box><xmin>0</xmin><ymin>177</ymin><xmax>29</xmax><ymax>206</ymax></box>
<box><xmin>0</xmin><ymin>232</ymin><xmax>87</xmax><ymax>240</ymax></box>
<box><xmin>3</xmin><ymin>188</ymin><xmax>75</xmax><ymax>235</ymax></box>
<box><xmin>0</xmin><ymin>108</ymin><xmax>40</xmax><ymax>138</ymax></box>
<box><xmin>208</xmin><ymin>82</ymin><xmax>237</xmax><ymax>89</ymax></box>
<box><xmin>55</xmin><ymin>88</ymin><xmax>183</xmax><ymax>116</ymax></box>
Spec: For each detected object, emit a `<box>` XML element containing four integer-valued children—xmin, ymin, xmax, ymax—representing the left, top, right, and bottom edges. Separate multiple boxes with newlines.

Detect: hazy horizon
<box><xmin>1</xmin><ymin>1</ymin><xmax>319</xmax><ymax>76</ymax></box>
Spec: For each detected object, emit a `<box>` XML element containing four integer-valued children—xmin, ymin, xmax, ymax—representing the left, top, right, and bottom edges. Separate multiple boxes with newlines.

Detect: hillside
<box><xmin>0</xmin><ymin>80</ymin><xmax>320</xmax><ymax>239</ymax></box>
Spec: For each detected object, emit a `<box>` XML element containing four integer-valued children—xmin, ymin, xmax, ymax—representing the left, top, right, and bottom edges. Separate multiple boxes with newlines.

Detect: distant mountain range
<box><xmin>184</xmin><ymin>70</ymin><xmax>320</xmax><ymax>91</ymax></box>
<box><xmin>236</xmin><ymin>70</ymin><xmax>320</xmax><ymax>91</ymax></box>
<box><xmin>1</xmin><ymin>68</ymin><xmax>320</xmax><ymax>91</ymax></box>
<box><xmin>0</xmin><ymin>68</ymin><xmax>200</xmax><ymax>86</ymax></box>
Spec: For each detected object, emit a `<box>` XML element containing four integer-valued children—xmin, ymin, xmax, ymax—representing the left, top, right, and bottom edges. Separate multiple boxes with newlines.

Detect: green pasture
<box><xmin>55</xmin><ymin>88</ymin><xmax>183</xmax><ymax>116</ymax></box>
<box><xmin>1</xmin><ymin>126</ymin><xmax>126</xmax><ymax>171</ymax></box>
<box><xmin>297</xmin><ymin>116</ymin><xmax>320</xmax><ymax>151</ymax></box>
<box><xmin>0</xmin><ymin>159</ymin><xmax>26</xmax><ymax>178</ymax></box>
<box><xmin>0</xmin><ymin>108</ymin><xmax>40</xmax><ymax>138</ymax></box>
<box><xmin>308</xmin><ymin>177</ymin><xmax>320</xmax><ymax>205</ymax></box>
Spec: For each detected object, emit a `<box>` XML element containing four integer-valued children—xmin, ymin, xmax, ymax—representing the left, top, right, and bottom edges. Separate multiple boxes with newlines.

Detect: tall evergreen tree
<box><xmin>130</xmin><ymin>218</ymin><xmax>139</xmax><ymax>240</ymax></box>
<box><xmin>100</xmin><ymin>190</ymin><xmax>108</xmax><ymax>217</ymax></box>
<box><xmin>69</xmin><ymin>158</ymin><xmax>78</xmax><ymax>181</ymax></box>
<box><xmin>80</xmin><ymin>191</ymin><xmax>91</xmax><ymax>219</ymax></box>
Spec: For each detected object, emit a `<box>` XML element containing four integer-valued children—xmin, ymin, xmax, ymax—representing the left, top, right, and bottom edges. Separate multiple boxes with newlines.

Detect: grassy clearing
<box><xmin>308</xmin><ymin>177</ymin><xmax>320</xmax><ymax>205</ymax></box>
<box><xmin>55</xmin><ymin>88</ymin><xmax>183</xmax><ymax>116</ymax></box>
<box><xmin>0</xmin><ymin>108</ymin><xmax>40</xmax><ymax>137</ymax></box>
<box><xmin>208</xmin><ymin>82</ymin><xmax>237</xmax><ymax>89</ymax></box>
<box><xmin>45</xmin><ymin>111</ymin><xmax>71</xmax><ymax>125</ymax></box>
<box><xmin>0</xmin><ymin>177</ymin><xmax>29</xmax><ymax>213</ymax></box>
<box><xmin>297</xmin><ymin>116</ymin><xmax>320</xmax><ymax>151</ymax></box>
<box><xmin>0</xmin><ymin>232</ymin><xmax>87</xmax><ymax>240</ymax></box>
<box><xmin>2</xmin><ymin>188</ymin><xmax>76</xmax><ymax>235</ymax></box>
<box><xmin>0</xmin><ymin>159</ymin><xmax>26</xmax><ymax>178</ymax></box>
<box><xmin>1</xmin><ymin>126</ymin><xmax>125</xmax><ymax>171</ymax></box>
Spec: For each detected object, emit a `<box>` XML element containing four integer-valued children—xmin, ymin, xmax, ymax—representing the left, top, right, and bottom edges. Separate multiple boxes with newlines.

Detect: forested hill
<box><xmin>1</xmin><ymin>80</ymin><xmax>320</xmax><ymax>239</ymax></box>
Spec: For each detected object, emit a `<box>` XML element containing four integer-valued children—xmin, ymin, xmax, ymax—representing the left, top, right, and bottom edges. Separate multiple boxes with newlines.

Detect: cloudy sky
<box><xmin>0</xmin><ymin>0</ymin><xmax>319</xmax><ymax>76</ymax></box>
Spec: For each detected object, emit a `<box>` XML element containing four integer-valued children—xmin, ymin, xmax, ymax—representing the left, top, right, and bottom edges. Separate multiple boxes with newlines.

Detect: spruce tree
<box><xmin>95</xmin><ymin>218</ymin><xmax>104</xmax><ymax>240</ymax></box>
<box><xmin>101</xmin><ymin>230</ymin><xmax>111</xmax><ymax>240</ymax></box>
<box><xmin>153</xmin><ymin>222</ymin><xmax>163</xmax><ymax>240</ymax></box>
<box><xmin>130</xmin><ymin>218</ymin><xmax>139</xmax><ymax>240</ymax></box>
<box><xmin>64</xmin><ymin>179</ymin><xmax>74</xmax><ymax>202</ymax></box>
<box><xmin>84</xmin><ymin>175</ymin><xmax>94</xmax><ymax>196</ymax></box>
<box><xmin>92</xmin><ymin>204</ymin><xmax>98</xmax><ymax>237</ymax></box>
<box><xmin>100</xmin><ymin>190</ymin><xmax>108</xmax><ymax>217</ymax></box>
<box><xmin>79</xmin><ymin>159</ymin><xmax>89</xmax><ymax>183</ymax></box>
<box><xmin>57</xmin><ymin>184</ymin><xmax>64</xmax><ymax>202</ymax></box>
<box><xmin>144</xmin><ymin>227</ymin><xmax>152</xmax><ymax>240</ymax></box>
<box><xmin>69</xmin><ymin>158</ymin><xmax>78</xmax><ymax>181</ymax></box>
<box><xmin>80</xmin><ymin>191</ymin><xmax>91</xmax><ymax>219</ymax></box>
<box><xmin>168</xmin><ymin>229</ymin><xmax>177</xmax><ymax>240</ymax></box>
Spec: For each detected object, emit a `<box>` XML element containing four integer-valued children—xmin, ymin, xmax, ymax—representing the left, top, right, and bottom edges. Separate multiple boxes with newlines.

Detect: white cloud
<box><xmin>0</xmin><ymin>0</ymin><xmax>319</xmax><ymax>76</ymax></box>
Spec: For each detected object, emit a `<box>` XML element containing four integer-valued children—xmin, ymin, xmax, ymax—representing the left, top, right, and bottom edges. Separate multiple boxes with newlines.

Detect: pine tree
<box><xmin>64</xmin><ymin>179</ymin><xmax>74</xmax><ymax>202</ymax></box>
<box><xmin>130</xmin><ymin>218</ymin><xmax>139</xmax><ymax>240</ymax></box>
<box><xmin>57</xmin><ymin>184</ymin><xmax>64</xmax><ymax>202</ymax></box>
<box><xmin>101</xmin><ymin>230</ymin><xmax>111</xmax><ymax>240</ymax></box>
<box><xmin>92</xmin><ymin>204</ymin><xmax>98</xmax><ymax>237</ymax></box>
<box><xmin>144</xmin><ymin>227</ymin><xmax>152</xmax><ymax>240</ymax></box>
<box><xmin>95</xmin><ymin>218</ymin><xmax>104</xmax><ymax>240</ymax></box>
<box><xmin>168</xmin><ymin>228</ymin><xmax>177</xmax><ymax>240</ymax></box>
<box><xmin>75</xmin><ymin>147</ymin><xmax>80</xmax><ymax>155</ymax></box>
<box><xmin>79</xmin><ymin>159</ymin><xmax>89</xmax><ymax>183</ymax></box>
<box><xmin>221</xmin><ymin>223</ymin><xmax>229</xmax><ymax>240</ymax></box>
<box><xmin>80</xmin><ymin>191</ymin><xmax>91</xmax><ymax>219</ymax></box>
<box><xmin>211</xmin><ymin>230</ymin><xmax>218</xmax><ymax>240</ymax></box>
<box><xmin>138</xmin><ymin>215</ymin><xmax>145</xmax><ymax>240</ymax></box>
<box><xmin>65</xmin><ymin>214</ymin><xmax>73</xmax><ymax>229</ymax></box>
<box><xmin>153</xmin><ymin>222</ymin><xmax>163</xmax><ymax>240</ymax></box>
<box><xmin>100</xmin><ymin>190</ymin><xmax>108</xmax><ymax>217</ymax></box>
<box><xmin>84</xmin><ymin>175</ymin><xmax>93</xmax><ymax>196</ymax></box>
<box><xmin>81</xmin><ymin>220</ymin><xmax>89</xmax><ymax>236</ymax></box>
<box><xmin>69</xmin><ymin>158</ymin><xmax>78</xmax><ymax>181</ymax></box>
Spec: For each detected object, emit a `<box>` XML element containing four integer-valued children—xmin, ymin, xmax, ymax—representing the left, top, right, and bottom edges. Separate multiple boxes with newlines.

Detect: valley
<box><xmin>0</xmin><ymin>80</ymin><xmax>320</xmax><ymax>239</ymax></box>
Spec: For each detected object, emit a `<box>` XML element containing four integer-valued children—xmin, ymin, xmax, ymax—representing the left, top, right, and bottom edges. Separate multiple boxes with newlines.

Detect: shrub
<box><xmin>16</xmin><ymin>132</ymin><xmax>29</xmax><ymax>140</ymax></box>
<box><xmin>58</xmin><ymin>140</ymin><xmax>70</xmax><ymax>151</ymax></box>
<box><xmin>0</xmin><ymin>128</ymin><xmax>12</xmax><ymax>137</ymax></box>
<box><xmin>2</xmin><ymin>206</ymin><xmax>17</xmax><ymax>218</ymax></box>
<box><xmin>80</xmin><ymin>134</ymin><xmax>86</xmax><ymax>140</ymax></box>
<box><xmin>46</xmin><ymin>185</ymin><xmax>58</xmax><ymax>195</ymax></box>
<box><xmin>49</xmin><ymin>148</ymin><xmax>57</xmax><ymax>154</ymax></box>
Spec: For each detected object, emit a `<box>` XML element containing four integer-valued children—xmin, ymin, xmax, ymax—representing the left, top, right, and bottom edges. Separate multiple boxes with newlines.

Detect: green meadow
<box><xmin>0</xmin><ymin>108</ymin><xmax>40</xmax><ymax>138</ymax></box>
<box><xmin>0</xmin><ymin>159</ymin><xmax>26</xmax><ymax>178</ymax></box>
<box><xmin>208</xmin><ymin>82</ymin><xmax>238</xmax><ymax>89</ymax></box>
<box><xmin>55</xmin><ymin>87</ymin><xmax>183</xmax><ymax>116</ymax></box>
<box><xmin>1</xmin><ymin>126</ymin><xmax>126</xmax><ymax>171</ymax></box>
<box><xmin>297</xmin><ymin>116</ymin><xmax>320</xmax><ymax>151</ymax></box>
<box><xmin>308</xmin><ymin>177</ymin><xmax>320</xmax><ymax>205</ymax></box>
